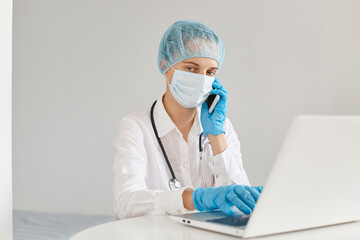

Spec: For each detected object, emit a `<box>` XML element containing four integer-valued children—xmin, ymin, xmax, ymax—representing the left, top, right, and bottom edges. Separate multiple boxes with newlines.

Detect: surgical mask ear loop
<box><xmin>165</xmin><ymin>66</ymin><xmax>176</xmax><ymax>86</ymax></box>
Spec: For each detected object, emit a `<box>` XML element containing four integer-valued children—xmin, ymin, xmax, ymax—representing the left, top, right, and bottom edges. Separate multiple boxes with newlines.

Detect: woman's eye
<box><xmin>186</xmin><ymin>67</ymin><xmax>195</xmax><ymax>71</ymax></box>
<box><xmin>207</xmin><ymin>72</ymin><xmax>216</xmax><ymax>76</ymax></box>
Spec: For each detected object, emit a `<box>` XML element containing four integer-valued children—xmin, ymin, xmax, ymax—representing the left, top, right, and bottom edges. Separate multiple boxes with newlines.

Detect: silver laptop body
<box><xmin>170</xmin><ymin>115</ymin><xmax>360</xmax><ymax>238</ymax></box>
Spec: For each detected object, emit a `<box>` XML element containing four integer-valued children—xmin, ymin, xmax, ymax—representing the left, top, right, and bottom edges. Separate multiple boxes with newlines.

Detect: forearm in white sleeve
<box><xmin>113</xmin><ymin>116</ymin><xmax>193</xmax><ymax>219</ymax></box>
<box><xmin>113</xmin><ymin>186</ymin><xmax>193</xmax><ymax>219</ymax></box>
<box><xmin>211</xmin><ymin>118</ymin><xmax>251</xmax><ymax>187</ymax></box>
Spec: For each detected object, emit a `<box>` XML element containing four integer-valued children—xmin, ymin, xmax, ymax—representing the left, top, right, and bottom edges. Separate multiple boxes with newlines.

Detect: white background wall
<box><xmin>1</xmin><ymin>0</ymin><xmax>13</xmax><ymax>239</ymax></box>
<box><xmin>13</xmin><ymin>0</ymin><xmax>360</xmax><ymax>215</ymax></box>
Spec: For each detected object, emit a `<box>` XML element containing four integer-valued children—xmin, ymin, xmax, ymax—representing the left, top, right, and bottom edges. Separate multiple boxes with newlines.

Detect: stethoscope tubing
<box><xmin>150</xmin><ymin>100</ymin><xmax>205</xmax><ymax>190</ymax></box>
<box><xmin>150</xmin><ymin>100</ymin><xmax>177</xmax><ymax>181</ymax></box>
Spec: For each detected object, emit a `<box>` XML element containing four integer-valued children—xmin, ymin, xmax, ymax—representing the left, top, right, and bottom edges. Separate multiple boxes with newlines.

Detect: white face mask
<box><xmin>166</xmin><ymin>67</ymin><xmax>215</xmax><ymax>108</ymax></box>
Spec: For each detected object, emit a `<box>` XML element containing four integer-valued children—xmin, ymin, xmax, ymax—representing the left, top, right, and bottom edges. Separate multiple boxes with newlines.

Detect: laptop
<box><xmin>170</xmin><ymin>115</ymin><xmax>360</xmax><ymax>238</ymax></box>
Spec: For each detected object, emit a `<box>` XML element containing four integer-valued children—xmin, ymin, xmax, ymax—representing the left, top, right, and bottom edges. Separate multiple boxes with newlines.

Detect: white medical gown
<box><xmin>113</xmin><ymin>96</ymin><xmax>250</xmax><ymax>219</ymax></box>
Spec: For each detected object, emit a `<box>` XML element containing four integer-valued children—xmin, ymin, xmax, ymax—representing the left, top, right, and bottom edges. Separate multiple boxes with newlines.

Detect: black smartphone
<box><xmin>206</xmin><ymin>94</ymin><xmax>220</xmax><ymax>113</ymax></box>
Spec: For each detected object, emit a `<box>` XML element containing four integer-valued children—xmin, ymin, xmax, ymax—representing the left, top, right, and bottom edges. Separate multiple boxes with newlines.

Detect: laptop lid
<box><xmin>244</xmin><ymin>115</ymin><xmax>360</xmax><ymax>237</ymax></box>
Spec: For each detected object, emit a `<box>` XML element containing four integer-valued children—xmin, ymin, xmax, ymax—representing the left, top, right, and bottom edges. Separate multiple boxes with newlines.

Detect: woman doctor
<box><xmin>113</xmin><ymin>20</ymin><xmax>262</xmax><ymax>219</ymax></box>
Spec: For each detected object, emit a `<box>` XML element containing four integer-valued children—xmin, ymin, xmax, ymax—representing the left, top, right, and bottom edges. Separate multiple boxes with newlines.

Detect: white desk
<box><xmin>70</xmin><ymin>215</ymin><xmax>360</xmax><ymax>240</ymax></box>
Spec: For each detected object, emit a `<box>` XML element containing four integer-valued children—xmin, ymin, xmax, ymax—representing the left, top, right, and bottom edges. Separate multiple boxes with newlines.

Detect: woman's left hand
<box><xmin>193</xmin><ymin>185</ymin><xmax>262</xmax><ymax>215</ymax></box>
<box><xmin>201</xmin><ymin>77</ymin><xmax>228</xmax><ymax>137</ymax></box>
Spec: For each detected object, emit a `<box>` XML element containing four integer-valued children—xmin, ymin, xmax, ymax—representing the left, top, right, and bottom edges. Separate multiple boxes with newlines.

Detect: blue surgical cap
<box><xmin>158</xmin><ymin>20</ymin><xmax>225</xmax><ymax>74</ymax></box>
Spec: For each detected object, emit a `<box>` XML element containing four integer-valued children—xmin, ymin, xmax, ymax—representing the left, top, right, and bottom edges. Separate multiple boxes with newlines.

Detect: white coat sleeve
<box><xmin>113</xmin><ymin>116</ymin><xmax>193</xmax><ymax>219</ymax></box>
<box><xmin>211</xmin><ymin>117</ymin><xmax>251</xmax><ymax>187</ymax></box>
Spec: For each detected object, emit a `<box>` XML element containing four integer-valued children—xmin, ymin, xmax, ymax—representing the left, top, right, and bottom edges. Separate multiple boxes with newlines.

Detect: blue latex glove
<box><xmin>193</xmin><ymin>185</ymin><xmax>263</xmax><ymax>215</ymax></box>
<box><xmin>201</xmin><ymin>77</ymin><xmax>228</xmax><ymax>137</ymax></box>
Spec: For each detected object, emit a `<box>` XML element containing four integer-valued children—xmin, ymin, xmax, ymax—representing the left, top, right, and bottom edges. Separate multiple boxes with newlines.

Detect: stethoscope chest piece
<box><xmin>169</xmin><ymin>179</ymin><xmax>182</xmax><ymax>190</ymax></box>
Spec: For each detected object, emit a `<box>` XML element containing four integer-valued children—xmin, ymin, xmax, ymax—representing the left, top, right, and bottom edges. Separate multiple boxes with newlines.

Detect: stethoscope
<box><xmin>150</xmin><ymin>100</ymin><xmax>208</xmax><ymax>190</ymax></box>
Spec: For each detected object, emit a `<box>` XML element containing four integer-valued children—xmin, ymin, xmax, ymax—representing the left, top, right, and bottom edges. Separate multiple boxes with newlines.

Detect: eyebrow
<box><xmin>183</xmin><ymin>61</ymin><xmax>218</xmax><ymax>70</ymax></box>
<box><xmin>183</xmin><ymin>61</ymin><xmax>200</xmax><ymax>66</ymax></box>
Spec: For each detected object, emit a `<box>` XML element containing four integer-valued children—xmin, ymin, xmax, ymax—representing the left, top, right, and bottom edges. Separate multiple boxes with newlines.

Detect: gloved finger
<box><xmin>222</xmin><ymin>86</ymin><xmax>228</xmax><ymax>95</ymax></box>
<box><xmin>254</xmin><ymin>186</ymin><xmax>263</xmax><ymax>194</ymax></box>
<box><xmin>213</xmin><ymin>77</ymin><xmax>226</xmax><ymax>89</ymax></box>
<box><xmin>226</xmin><ymin>190</ymin><xmax>252</xmax><ymax>214</ymax></box>
<box><xmin>212</xmin><ymin>80</ymin><xmax>221</xmax><ymax>89</ymax></box>
<box><xmin>211</xmin><ymin>88</ymin><xmax>227</xmax><ymax>100</ymax></box>
<box><xmin>219</xmin><ymin>205</ymin><xmax>235</xmax><ymax>216</ymax></box>
<box><xmin>244</xmin><ymin>186</ymin><xmax>260</xmax><ymax>202</ymax></box>
<box><xmin>233</xmin><ymin>186</ymin><xmax>256</xmax><ymax>210</ymax></box>
<box><xmin>213</xmin><ymin>77</ymin><xmax>221</xmax><ymax>85</ymax></box>
<box><xmin>233</xmin><ymin>198</ymin><xmax>252</xmax><ymax>214</ymax></box>
<box><xmin>210</xmin><ymin>88</ymin><xmax>221</xmax><ymax>94</ymax></box>
<box><xmin>201</xmin><ymin>100</ymin><xmax>209</xmax><ymax>112</ymax></box>
<box><xmin>213</xmin><ymin>77</ymin><xmax>227</xmax><ymax>91</ymax></box>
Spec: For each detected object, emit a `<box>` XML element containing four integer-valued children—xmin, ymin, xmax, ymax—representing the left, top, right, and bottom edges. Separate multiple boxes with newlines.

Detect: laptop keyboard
<box><xmin>206</xmin><ymin>214</ymin><xmax>251</xmax><ymax>227</ymax></box>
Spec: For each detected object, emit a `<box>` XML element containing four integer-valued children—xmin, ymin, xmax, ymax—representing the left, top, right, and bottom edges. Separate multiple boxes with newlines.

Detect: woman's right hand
<box><xmin>192</xmin><ymin>185</ymin><xmax>263</xmax><ymax>215</ymax></box>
